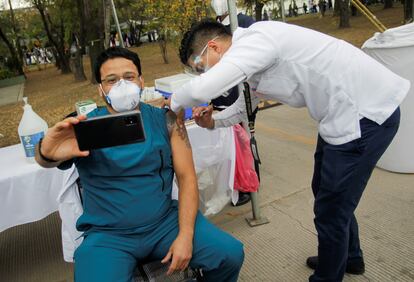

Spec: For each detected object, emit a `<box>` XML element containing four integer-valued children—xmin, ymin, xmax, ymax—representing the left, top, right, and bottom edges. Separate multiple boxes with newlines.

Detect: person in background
<box><xmin>35</xmin><ymin>47</ymin><xmax>244</xmax><ymax>282</ymax></box>
<box><xmin>210</xmin><ymin>0</ymin><xmax>256</xmax><ymax>207</ymax></box>
<box><xmin>303</xmin><ymin>2</ymin><xmax>308</xmax><ymax>14</ymax></box>
<box><xmin>263</xmin><ymin>9</ymin><xmax>269</xmax><ymax>20</ymax></box>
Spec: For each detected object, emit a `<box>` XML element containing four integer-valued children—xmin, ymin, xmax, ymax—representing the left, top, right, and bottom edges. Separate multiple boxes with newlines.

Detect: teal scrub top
<box><xmin>59</xmin><ymin>103</ymin><xmax>174</xmax><ymax>233</ymax></box>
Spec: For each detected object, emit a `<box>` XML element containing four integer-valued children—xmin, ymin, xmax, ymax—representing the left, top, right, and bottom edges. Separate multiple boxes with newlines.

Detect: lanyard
<box><xmin>242</xmin><ymin>82</ymin><xmax>261</xmax><ymax>167</ymax></box>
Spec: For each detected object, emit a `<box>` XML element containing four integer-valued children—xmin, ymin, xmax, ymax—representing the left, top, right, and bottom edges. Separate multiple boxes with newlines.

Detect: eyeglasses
<box><xmin>191</xmin><ymin>36</ymin><xmax>220</xmax><ymax>74</ymax></box>
<box><xmin>101</xmin><ymin>72</ymin><xmax>139</xmax><ymax>86</ymax></box>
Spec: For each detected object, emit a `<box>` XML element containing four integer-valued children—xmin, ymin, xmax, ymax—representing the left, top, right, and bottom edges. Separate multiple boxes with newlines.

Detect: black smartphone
<box><xmin>74</xmin><ymin>111</ymin><xmax>146</xmax><ymax>151</ymax></box>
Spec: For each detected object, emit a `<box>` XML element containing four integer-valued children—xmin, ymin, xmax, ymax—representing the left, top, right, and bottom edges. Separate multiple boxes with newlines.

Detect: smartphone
<box><xmin>74</xmin><ymin>111</ymin><xmax>146</xmax><ymax>151</ymax></box>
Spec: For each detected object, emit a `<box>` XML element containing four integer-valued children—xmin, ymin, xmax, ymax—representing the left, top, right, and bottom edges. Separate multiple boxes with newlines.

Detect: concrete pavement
<box><xmin>214</xmin><ymin>105</ymin><xmax>414</xmax><ymax>281</ymax></box>
<box><xmin>0</xmin><ymin>82</ymin><xmax>24</xmax><ymax>107</ymax></box>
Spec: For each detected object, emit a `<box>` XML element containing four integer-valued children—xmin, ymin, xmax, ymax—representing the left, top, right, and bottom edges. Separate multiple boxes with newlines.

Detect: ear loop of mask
<box><xmin>138</xmin><ymin>76</ymin><xmax>144</xmax><ymax>97</ymax></box>
<box><xmin>99</xmin><ymin>83</ymin><xmax>112</xmax><ymax>105</ymax></box>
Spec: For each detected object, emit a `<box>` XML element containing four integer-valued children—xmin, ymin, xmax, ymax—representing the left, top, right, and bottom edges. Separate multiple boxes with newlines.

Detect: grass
<box><xmin>0</xmin><ymin>3</ymin><xmax>406</xmax><ymax>148</ymax></box>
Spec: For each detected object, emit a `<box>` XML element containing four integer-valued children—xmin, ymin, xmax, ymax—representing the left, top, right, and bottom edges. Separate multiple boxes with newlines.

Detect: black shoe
<box><xmin>306</xmin><ymin>256</ymin><xmax>365</xmax><ymax>275</ymax></box>
<box><xmin>233</xmin><ymin>192</ymin><xmax>251</xmax><ymax>207</ymax></box>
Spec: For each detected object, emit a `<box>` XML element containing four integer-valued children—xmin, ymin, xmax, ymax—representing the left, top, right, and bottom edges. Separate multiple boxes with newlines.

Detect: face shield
<box><xmin>190</xmin><ymin>36</ymin><xmax>220</xmax><ymax>74</ymax></box>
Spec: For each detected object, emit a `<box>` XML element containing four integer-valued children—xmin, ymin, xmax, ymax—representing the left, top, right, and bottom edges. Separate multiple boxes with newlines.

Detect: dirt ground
<box><xmin>0</xmin><ymin>3</ymin><xmax>406</xmax><ymax>148</ymax></box>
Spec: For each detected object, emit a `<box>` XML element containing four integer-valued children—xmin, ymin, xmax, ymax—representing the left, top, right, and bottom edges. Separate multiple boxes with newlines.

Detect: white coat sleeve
<box><xmin>170</xmin><ymin>62</ymin><xmax>246</xmax><ymax>113</ymax></box>
<box><xmin>213</xmin><ymin>87</ymin><xmax>261</xmax><ymax>128</ymax></box>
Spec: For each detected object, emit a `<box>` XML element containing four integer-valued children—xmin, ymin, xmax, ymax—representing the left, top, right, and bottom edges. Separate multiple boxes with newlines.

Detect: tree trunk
<box><xmin>84</xmin><ymin>0</ymin><xmax>105</xmax><ymax>83</ymax></box>
<box><xmin>136</xmin><ymin>19</ymin><xmax>144</xmax><ymax>46</ymax></box>
<box><xmin>7</xmin><ymin>0</ymin><xmax>24</xmax><ymax>69</ymax></box>
<box><xmin>404</xmin><ymin>0</ymin><xmax>413</xmax><ymax>22</ymax></box>
<box><xmin>0</xmin><ymin>27</ymin><xmax>24</xmax><ymax>76</ymax></box>
<box><xmin>33</xmin><ymin>0</ymin><xmax>71</xmax><ymax>74</ymax></box>
<box><xmin>158</xmin><ymin>31</ymin><xmax>169</xmax><ymax>64</ymax></box>
<box><xmin>57</xmin><ymin>6</ymin><xmax>71</xmax><ymax>74</ymax></box>
<box><xmin>339</xmin><ymin>0</ymin><xmax>350</xmax><ymax>28</ymax></box>
<box><xmin>333</xmin><ymin>0</ymin><xmax>341</xmax><ymax>16</ymax></box>
<box><xmin>71</xmin><ymin>44</ymin><xmax>87</xmax><ymax>81</ymax></box>
<box><xmin>384</xmin><ymin>0</ymin><xmax>393</xmax><ymax>9</ymax></box>
<box><xmin>255</xmin><ymin>1</ymin><xmax>264</xmax><ymax>21</ymax></box>
<box><xmin>76</xmin><ymin>0</ymin><xmax>87</xmax><ymax>54</ymax></box>
<box><xmin>51</xmin><ymin>47</ymin><xmax>60</xmax><ymax>69</ymax></box>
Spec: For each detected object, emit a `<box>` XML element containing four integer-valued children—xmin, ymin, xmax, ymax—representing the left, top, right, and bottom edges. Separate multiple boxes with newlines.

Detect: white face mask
<box><xmin>100</xmin><ymin>79</ymin><xmax>142</xmax><ymax>112</ymax></box>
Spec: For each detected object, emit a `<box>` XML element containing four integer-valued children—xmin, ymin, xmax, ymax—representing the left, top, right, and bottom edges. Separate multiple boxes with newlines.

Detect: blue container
<box><xmin>156</xmin><ymin>89</ymin><xmax>208</xmax><ymax>120</ymax></box>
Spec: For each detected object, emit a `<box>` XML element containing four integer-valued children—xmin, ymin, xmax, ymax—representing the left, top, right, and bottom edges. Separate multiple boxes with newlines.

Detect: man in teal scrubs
<box><xmin>35</xmin><ymin>47</ymin><xmax>244</xmax><ymax>282</ymax></box>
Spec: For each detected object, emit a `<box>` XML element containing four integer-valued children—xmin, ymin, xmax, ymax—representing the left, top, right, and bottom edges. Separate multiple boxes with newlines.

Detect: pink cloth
<box><xmin>233</xmin><ymin>125</ymin><xmax>259</xmax><ymax>193</ymax></box>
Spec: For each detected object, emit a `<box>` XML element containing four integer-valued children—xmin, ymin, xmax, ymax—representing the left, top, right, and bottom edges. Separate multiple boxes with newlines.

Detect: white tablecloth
<box><xmin>0</xmin><ymin>144</ymin><xmax>77</xmax><ymax>232</ymax></box>
<box><xmin>0</xmin><ymin>125</ymin><xmax>235</xmax><ymax>234</ymax></box>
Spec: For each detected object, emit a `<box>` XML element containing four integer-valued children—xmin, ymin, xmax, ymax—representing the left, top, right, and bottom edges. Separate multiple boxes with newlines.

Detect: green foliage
<box><xmin>0</xmin><ymin>67</ymin><xmax>15</xmax><ymax>80</ymax></box>
<box><xmin>126</xmin><ymin>0</ymin><xmax>211</xmax><ymax>44</ymax></box>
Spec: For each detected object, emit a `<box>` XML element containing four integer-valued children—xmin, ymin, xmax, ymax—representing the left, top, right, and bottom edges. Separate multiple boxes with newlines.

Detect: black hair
<box><xmin>179</xmin><ymin>19</ymin><xmax>232</xmax><ymax>66</ymax></box>
<box><xmin>94</xmin><ymin>47</ymin><xmax>142</xmax><ymax>83</ymax></box>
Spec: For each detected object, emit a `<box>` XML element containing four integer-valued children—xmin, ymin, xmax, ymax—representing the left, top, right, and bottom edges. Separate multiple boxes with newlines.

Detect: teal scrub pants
<box><xmin>74</xmin><ymin>208</ymin><xmax>244</xmax><ymax>282</ymax></box>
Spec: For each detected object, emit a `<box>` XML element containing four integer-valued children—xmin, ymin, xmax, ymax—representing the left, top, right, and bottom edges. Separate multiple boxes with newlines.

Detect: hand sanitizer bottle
<box><xmin>18</xmin><ymin>97</ymin><xmax>48</xmax><ymax>163</ymax></box>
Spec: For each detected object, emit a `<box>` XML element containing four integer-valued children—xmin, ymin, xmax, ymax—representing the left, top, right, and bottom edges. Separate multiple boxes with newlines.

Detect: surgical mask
<box><xmin>100</xmin><ymin>79</ymin><xmax>142</xmax><ymax>112</ymax></box>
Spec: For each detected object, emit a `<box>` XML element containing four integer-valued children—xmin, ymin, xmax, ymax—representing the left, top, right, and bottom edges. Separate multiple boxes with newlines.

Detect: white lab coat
<box><xmin>171</xmin><ymin>21</ymin><xmax>410</xmax><ymax>145</ymax></box>
<box><xmin>57</xmin><ymin>166</ymin><xmax>83</xmax><ymax>262</ymax></box>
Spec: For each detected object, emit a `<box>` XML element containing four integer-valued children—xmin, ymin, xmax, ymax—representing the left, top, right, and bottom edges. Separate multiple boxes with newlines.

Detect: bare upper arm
<box><xmin>165</xmin><ymin>111</ymin><xmax>195</xmax><ymax>179</ymax></box>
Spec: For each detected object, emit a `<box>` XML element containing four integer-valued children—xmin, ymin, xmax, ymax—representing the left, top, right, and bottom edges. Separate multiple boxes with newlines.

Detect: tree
<box><xmin>81</xmin><ymin>0</ymin><xmax>105</xmax><ymax>83</ymax></box>
<box><xmin>7</xmin><ymin>0</ymin><xmax>25</xmax><ymax>71</ymax></box>
<box><xmin>333</xmin><ymin>0</ymin><xmax>341</xmax><ymax>16</ymax></box>
<box><xmin>242</xmin><ymin>0</ymin><xmax>272</xmax><ymax>21</ymax></box>
<box><xmin>404</xmin><ymin>0</ymin><xmax>414</xmax><ymax>23</ymax></box>
<box><xmin>0</xmin><ymin>26</ymin><xmax>25</xmax><ymax>76</ymax></box>
<box><xmin>76</xmin><ymin>0</ymin><xmax>87</xmax><ymax>54</ymax></box>
<box><xmin>384</xmin><ymin>0</ymin><xmax>393</xmax><ymax>9</ymax></box>
<box><xmin>69</xmin><ymin>35</ymin><xmax>86</xmax><ymax>81</ymax></box>
<box><xmin>338</xmin><ymin>0</ymin><xmax>350</xmax><ymax>28</ymax></box>
<box><xmin>32</xmin><ymin>0</ymin><xmax>71</xmax><ymax>74</ymax></box>
<box><xmin>66</xmin><ymin>0</ymin><xmax>87</xmax><ymax>81</ymax></box>
<box><xmin>129</xmin><ymin>0</ymin><xmax>209</xmax><ymax>64</ymax></box>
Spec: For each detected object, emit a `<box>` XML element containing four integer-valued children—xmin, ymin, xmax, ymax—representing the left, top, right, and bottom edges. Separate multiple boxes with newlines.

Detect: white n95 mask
<box><xmin>101</xmin><ymin>79</ymin><xmax>141</xmax><ymax>112</ymax></box>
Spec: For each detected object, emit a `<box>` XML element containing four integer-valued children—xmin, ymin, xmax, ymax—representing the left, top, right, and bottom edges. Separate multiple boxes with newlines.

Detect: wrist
<box><xmin>178</xmin><ymin>229</ymin><xmax>194</xmax><ymax>240</ymax></box>
<box><xmin>207</xmin><ymin>118</ymin><xmax>215</xmax><ymax>130</ymax></box>
<box><xmin>38</xmin><ymin>138</ymin><xmax>58</xmax><ymax>163</ymax></box>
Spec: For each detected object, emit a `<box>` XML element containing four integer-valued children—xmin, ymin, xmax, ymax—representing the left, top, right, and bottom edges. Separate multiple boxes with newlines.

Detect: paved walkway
<box><xmin>214</xmin><ymin>106</ymin><xmax>414</xmax><ymax>281</ymax></box>
<box><xmin>0</xmin><ymin>83</ymin><xmax>24</xmax><ymax>107</ymax></box>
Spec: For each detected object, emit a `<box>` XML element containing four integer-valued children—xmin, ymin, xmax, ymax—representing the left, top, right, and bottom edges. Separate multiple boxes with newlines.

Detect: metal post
<box><xmin>109</xmin><ymin>0</ymin><xmax>125</xmax><ymax>48</ymax></box>
<box><xmin>227</xmin><ymin>0</ymin><xmax>269</xmax><ymax>227</ymax></box>
<box><xmin>227</xmin><ymin>0</ymin><xmax>239</xmax><ymax>33</ymax></box>
<box><xmin>280</xmin><ymin>0</ymin><xmax>286</xmax><ymax>22</ymax></box>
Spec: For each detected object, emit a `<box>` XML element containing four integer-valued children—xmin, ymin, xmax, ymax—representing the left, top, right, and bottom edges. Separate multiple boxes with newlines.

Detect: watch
<box><xmin>38</xmin><ymin>138</ymin><xmax>58</xmax><ymax>163</ymax></box>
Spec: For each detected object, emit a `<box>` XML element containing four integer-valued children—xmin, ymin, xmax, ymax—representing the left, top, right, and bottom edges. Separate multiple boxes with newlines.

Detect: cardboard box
<box><xmin>76</xmin><ymin>100</ymin><xmax>97</xmax><ymax>116</ymax></box>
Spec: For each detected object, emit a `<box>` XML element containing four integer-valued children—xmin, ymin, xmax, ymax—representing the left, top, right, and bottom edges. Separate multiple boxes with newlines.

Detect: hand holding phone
<box><xmin>74</xmin><ymin>111</ymin><xmax>146</xmax><ymax>151</ymax></box>
<box><xmin>40</xmin><ymin>115</ymin><xmax>90</xmax><ymax>162</ymax></box>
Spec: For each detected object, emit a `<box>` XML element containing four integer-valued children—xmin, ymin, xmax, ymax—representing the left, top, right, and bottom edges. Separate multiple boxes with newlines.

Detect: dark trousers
<box><xmin>309</xmin><ymin>108</ymin><xmax>400</xmax><ymax>282</ymax></box>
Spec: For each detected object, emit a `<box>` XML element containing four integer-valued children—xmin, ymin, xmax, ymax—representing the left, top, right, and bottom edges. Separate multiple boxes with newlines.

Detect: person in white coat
<box><xmin>168</xmin><ymin>20</ymin><xmax>410</xmax><ymax>281</ymax></box>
